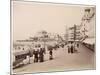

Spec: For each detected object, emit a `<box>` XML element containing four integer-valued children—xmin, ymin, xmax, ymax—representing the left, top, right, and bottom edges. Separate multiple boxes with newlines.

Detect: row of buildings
<box><xmin>13</xmin><ymin>30</ymin><xmax>65</xmax><ymax>51</ymax></box>
<box><xmin>66</xmin><ymin>7</ymin><xmax>95</xmax><ymax>51</ymax></box>
<box><xmin>13</xmin><ymin>7</ymin><xmax>95</xmax><ymax>54</ymax></box>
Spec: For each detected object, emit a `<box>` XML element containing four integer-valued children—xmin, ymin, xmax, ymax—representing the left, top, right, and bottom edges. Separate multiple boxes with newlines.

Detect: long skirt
<box><xmin>71</xmin><ymin>47</ymin><xmax>74</xmax><ymax>53</ymax></box>
<box><xmin>68</xmin><ymin>48</ymin><xmax>70</xmax><ymax>53</ymax></box>
<box><xmin>39</xmin><ymin>55</ymin><xmax>44</xmax><ymax>62</ymax></box>
<box><xmin>49</xmin><ymin>55</ymin><xmax>53</xmax><ymax>60</ymax></box>
<box><xmin>34</xmin><ymin>57</ymin><xmax>38</xmax><ymax>63</ymax></box>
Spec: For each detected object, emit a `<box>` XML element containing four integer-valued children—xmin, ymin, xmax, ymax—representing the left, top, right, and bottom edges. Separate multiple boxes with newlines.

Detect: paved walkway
<box><xmin>13</xmin><ymin>43</ymin><xmax>96</xmax><ymax>74</ymax></box>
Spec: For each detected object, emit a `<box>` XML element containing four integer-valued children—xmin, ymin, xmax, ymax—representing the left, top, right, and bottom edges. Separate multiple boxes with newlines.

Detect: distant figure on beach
<box><xmin>39</xmin><ymin>48</ymin><xmax>45</xmax><ymax>62</ymax></box>
<box><xmin>71</xmin><ymin>42</ymin><xmax>74</xmax><ymax>53</ymax></box>
<box><xmin>49</xmin><ymin>49</ymin><xmax>53</xmax><ymax>60</ymax></box>
<box><xmin>33</xmin><ymin>49</ymin><xmax>39</xmax><ymax>63</ymax></box>
<box><xmin>74</xmin><ymin>42</ymin><xmax>79</xmax><ymax>53</ymax></box>
<box><xmin>68</xmin><ymin>42</ymin><xmax>72</xmax><ymax>53</ymax></box>
<box><xmin>68</xmin><ymin>45</ymin><xmax>70</xmax><ymax>53</ymax></box>
<box><xmin>77</xmin><ymin>43</ymin><xmax>79</xmax><ymax>48</ymax></box>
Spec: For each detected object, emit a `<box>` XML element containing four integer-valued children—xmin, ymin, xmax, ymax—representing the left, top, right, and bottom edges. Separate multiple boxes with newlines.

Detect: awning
<box><xmin>13</xmin><ymin>50</ymin><xmax>29</xmax><ymax>56</ymax></box>
<box><xmin>83</xmin><ymin>38</ymin><xmax>95</xmax><ymax>44</ymax></box>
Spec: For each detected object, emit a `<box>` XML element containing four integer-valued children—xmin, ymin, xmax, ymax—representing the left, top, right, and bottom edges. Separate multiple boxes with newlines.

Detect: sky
<box><xmin>12</xmin><ymin>1</ymin><xmax>93</xmax><ymax>41</ymax></box>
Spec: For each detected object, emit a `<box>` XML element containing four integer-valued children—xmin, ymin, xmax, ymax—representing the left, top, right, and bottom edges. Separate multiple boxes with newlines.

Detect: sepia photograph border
<box><xmin>10</xmin><ymin>0</ymin><xmax>96</xmax><ymax>75</ymax></box>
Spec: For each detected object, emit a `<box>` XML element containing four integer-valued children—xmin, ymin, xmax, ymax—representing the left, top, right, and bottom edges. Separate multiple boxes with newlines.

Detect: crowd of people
<box><xmin>31</xmin><ymin>42</ymin><xmax>79</xmax><ymax>63</ymax></box>
<box><xmin>67</xmin><ymin>42</ymin><xmax>79</xmax><ymax>53</ymax></box>
<box><xmin>29</xmin><ymin>45</ymin><xmax>53</xmax><ymax>63</ymax></box>
<box><xmin>13</xmin><ymin>41</ymin><xmax>80</xmax><ymax>69</ymax></box>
